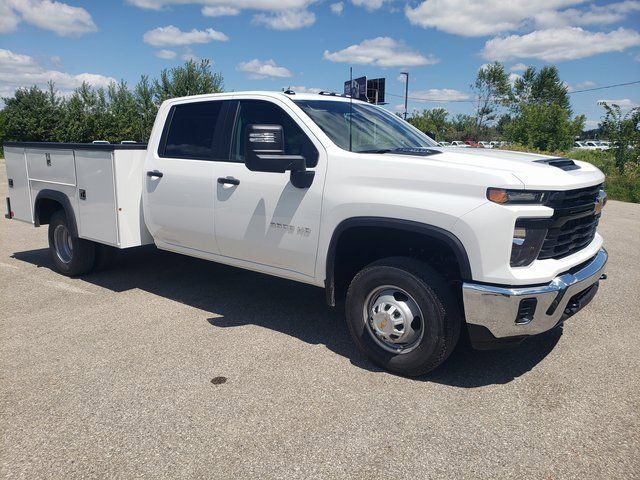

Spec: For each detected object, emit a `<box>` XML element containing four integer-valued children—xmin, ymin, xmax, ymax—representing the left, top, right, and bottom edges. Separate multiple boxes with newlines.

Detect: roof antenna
<box><xmin>349</xmin><ymin>66</ymin><xmax>353</xmax><ymax>152</ymax></box>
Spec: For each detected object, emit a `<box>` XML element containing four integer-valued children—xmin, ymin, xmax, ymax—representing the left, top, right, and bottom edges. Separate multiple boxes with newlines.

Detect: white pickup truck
<box><xmin>3</xmin><ymin>91</ymin><xmax>608</xmax><ymax>376</ymax></box>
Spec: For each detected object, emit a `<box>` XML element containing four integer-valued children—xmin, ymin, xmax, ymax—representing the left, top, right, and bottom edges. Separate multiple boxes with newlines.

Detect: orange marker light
<box><xmin>487</xmin><ymin>188</ymin><xmax>509</xmax><ymax>204</ymax></box>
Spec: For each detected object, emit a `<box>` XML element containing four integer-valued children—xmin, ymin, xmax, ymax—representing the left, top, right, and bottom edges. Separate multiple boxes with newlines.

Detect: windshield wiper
<box><xmin>355</xmin><ymin>147</ymin><xmax>441</xmax><ymax>156</ymax></box>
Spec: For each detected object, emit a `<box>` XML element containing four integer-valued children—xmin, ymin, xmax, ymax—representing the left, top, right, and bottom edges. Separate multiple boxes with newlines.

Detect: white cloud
<box><xmin>510</xmin><ymin>63</ymin><xmax>528</xmax><ymax>72</ymax></box>
<box><xmin>181</xmin><ymin>48</ymin><xmax>200</xmax><ymax>61</ymax></box>
<box><xmin>4</xmin><ymin>0</ymin><xmax>97</xmax><ymax>37</ymax></box>
<box><xmin>127</xmin><ymin>0</ymin><xmax>315</xmax><ymax>12</ymax></box>
<box><xmin>0</xmin><ymin>2</ymin><xmax>20</xmax><ymax>33</ymax></box>
<box><xmin>534</xmin><ymin>1</ymin><xmax>640</xmax><ymax>28</ymax></box>
<box><xmin>323</xmin><ymin>37</ymin><xmax>438</xmax><ymax>67</ymax></box>
<box><xmin>288</xmin><ymin>85</ymin><xmax>323</xmax><ymax>93</ymax></box>
<box><xmin>598</xmin><ymin>98</ymin><xmax>639</xmax><ymax>109</ymax></box>
<box><xmin>201</xmin><ymin>5</ymin><xmax>240</xmax><ymax>16</ymax></box>
<box><xmin>143</xmin><ymin>25</ymin><xmax>228</xmax><ymax>47</ymax></box>
<box><xmin>0</xmin><ymin>48</ymin><xmax>115</xmax><ymax>98</ymax></box>
<box><xmin>155</xmin><ymin>49</ymin><xmax>177</xmax><ymax>59</ymax></box>
<box><xmin>406</xmin><ymin>0</ymin><xmax>584</xmax><ymax>37</ymax></box>
<box><xmin>351</xmin><ymin>0</ymin><xmax>389</xmax><ymax>10</ymax></box>
<box><xmin>508</xmin><ymin>72</ymin><xmax>521</xmax><ymax>85</ymax></box>
<box><xmin>482</xmin><ymin>27</ymin><xmax>640</xmax><ymax>61</ymax></box>
<box><xmin>410</xmin><ymin>89</ymin><xmax>471</xmax><ymax>102</ymax></box>
<box><xmin>330</xmin><ymin>2</ymin><xmax>343</xmax><ymax>14</ymax></box>
<box><xmin>635</xmin><ymin>52</ymin><xmax>640</xmax><ymax>61</ymax></box>
<box><xmin>406</xmin><ymin>0</ymin><xmax>640</xmax><ymax>39</ymax></box>
<box><xmin>575</xmin><ymin>80</ymin><xmax>597</xmax><ymax>89</ymax></box>
<box><xmin>252</xmin><ymin>10</ymin><xmax>315</xmax><ymax>29</ymax></box>
<box><xmin>237</xmin><ymin>59</ymin><xmax>292</xmax><ymax>79</ymax></box>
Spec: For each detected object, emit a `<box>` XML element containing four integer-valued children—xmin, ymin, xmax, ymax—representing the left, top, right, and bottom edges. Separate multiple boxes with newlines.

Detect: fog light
<box><xmin>516</xmin><ymin>298</ymin><xmax>537</xmax><ymax>325</ymax></box>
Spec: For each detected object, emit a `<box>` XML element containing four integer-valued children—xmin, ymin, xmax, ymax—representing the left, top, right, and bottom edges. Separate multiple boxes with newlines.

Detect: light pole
<box><xmin>400</xmin><ymin>72</ymin><xmax>409</xmax><ymax>120</ymax></box>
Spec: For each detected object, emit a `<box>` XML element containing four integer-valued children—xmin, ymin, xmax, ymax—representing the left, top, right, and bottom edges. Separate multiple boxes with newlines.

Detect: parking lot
<box><xmin>1</xmin><ymin>158</ymin><xmax>639</xmax><ymax>479</ymax></box>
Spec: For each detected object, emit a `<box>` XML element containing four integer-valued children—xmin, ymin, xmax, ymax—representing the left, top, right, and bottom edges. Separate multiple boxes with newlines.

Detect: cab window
<box><xmin>230</xmin><ymin>100</ymin><xmax>318</xmax><ymax>167</ymax></box>
<box><xmin>160</xmin><ymin>101</ymin><xmax>223</xmax><ymax>159</ymax></box>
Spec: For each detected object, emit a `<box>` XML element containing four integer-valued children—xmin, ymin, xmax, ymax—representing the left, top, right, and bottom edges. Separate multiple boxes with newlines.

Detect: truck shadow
<box><xmin>12</xmin><ymin>246</ymin><xmax>561</xmax><ymax>388</ymax></box>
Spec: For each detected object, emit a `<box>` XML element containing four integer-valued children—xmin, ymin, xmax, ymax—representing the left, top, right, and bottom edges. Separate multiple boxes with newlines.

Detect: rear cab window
<box><xmin>159</xmin><ymin>101</ymin><xmax>224</xmax><ymax>159</ymax></box>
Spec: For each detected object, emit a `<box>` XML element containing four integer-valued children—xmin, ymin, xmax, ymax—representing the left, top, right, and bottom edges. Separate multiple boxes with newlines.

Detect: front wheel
<box><xmin>345</xmin><ymin>257</ymin><xmax>461</xmax><ymax>377</ymax></box>
<box><xmin>48</xmin><ymin>210</ymin><xmax>96</xmax><ymax>276</ymax></box>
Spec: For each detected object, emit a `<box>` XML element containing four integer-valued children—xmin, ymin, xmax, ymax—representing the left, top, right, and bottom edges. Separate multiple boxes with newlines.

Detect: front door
<box><xmin>143</xmin><ymin>99</ymin><xmax>225</xmax><ymax>254</ymax></box>
<box><xmin>213</xmin><ymin>98</ymin><xmax>326</xmax><ymax>277</ymax></box>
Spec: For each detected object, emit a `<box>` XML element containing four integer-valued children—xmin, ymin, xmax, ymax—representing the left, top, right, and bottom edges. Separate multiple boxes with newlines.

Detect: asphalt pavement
<box><xmin>1</xmin><ymin>159</ymin><xmax>639</xmax><ymax>479</ymax></box>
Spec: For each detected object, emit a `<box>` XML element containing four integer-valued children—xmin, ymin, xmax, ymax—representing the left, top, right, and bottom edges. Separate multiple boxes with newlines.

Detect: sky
<box><xmin>1</xmin><ymin>0</ymin><xmax>639</xmax><ymax>129</ymax></box>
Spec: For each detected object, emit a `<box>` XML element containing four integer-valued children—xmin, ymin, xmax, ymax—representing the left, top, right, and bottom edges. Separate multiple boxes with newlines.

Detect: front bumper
<box><xmin>462</xmin><ymin>248</ymin><xmax>607</xmax><ymax>345</ymax></box>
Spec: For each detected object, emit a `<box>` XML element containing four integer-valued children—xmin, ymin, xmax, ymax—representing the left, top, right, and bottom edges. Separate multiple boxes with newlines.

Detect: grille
<box><xmin>546</xmin><ymin>184</ymin><xmax>602</xmax><ymax>211</ymax></box>
<box><xmin>538</xmin><ymin>184</ymin><xmax>602</xmax><ymax>260</ymax></box>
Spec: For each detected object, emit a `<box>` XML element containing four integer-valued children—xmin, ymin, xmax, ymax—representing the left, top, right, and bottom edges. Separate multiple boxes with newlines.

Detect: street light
<box><xmin>400</xmin><ymin>71</ymin><xmax>409</xmax><ymax>120</ymax></box>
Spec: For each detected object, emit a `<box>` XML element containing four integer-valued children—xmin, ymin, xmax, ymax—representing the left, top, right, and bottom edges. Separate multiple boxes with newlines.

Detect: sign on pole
<box><xmin>344</xmin><ymin>76</ymin><xmax>368</xmax><ymax>101</ymax></box>
<box><xmin>367</xmin><ymin>78</ymin><xmax>386</xmax><ymax>105</ymax></box>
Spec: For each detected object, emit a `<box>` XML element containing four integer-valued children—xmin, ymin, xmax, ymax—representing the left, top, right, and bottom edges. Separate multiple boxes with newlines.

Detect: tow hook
<box><xmin>600</xmin><ymin>274</ymin><xmax>607</xmax><ymax>280</ymax></box>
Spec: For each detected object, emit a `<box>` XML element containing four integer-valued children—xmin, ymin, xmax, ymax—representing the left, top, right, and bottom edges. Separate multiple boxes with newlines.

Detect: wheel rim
<box><xmin>363</xmin><ymin>285</ymin><xmax>425</xmax><ymax>354</ymax></box>
<box><xmin>53</xmin><ymin>224</ymin><xmax>73</xmax><ymax>264</ymax></box>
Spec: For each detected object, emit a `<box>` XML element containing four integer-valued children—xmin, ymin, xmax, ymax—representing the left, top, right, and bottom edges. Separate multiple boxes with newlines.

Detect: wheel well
<box><xmin>328</xmin><ymin>223</ymin><xmax>469</xmax><ymax>305</ymax></box>
<box><xmin>35</xmin><ymin>198</ymin><xmax>64</xmax><ymax>226</ymax></box>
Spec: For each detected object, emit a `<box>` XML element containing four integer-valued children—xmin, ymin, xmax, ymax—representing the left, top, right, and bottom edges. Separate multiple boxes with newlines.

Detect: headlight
<box><xmin>510</xmin><ymin>221</ymin><xmax>547</xmax><ymax>267</ymax></box>
<box><xmin>487</xmin><ymin>188</ymin><xmax>547</xmax><ymax>205</ymax></box>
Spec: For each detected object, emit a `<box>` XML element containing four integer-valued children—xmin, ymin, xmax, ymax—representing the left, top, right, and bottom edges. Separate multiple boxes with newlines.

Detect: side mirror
<box><xmin>245</xmin><ymin>124</ymin><xmax>305</xmax><ymax>173</ymax></box>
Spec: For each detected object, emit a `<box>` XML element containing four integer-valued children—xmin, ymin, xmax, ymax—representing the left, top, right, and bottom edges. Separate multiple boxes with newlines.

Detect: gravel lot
<box><xmin>1</xmin><ymin>159</ymin><xmax>639</xmax><ymax>479</ymax></box>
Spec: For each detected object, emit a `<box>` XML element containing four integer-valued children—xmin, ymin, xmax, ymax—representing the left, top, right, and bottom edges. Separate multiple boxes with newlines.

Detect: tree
<box><xmin>599</xmin><ymin>102</ymin><xmax>640</xmax><ymax>173</ymax></box>
<box><xmin>472</xmin><ymin>62</ymin><xmax>510</xmax><ymax>138</ymax></box>
<box><xmin>1</xmin><ymin>82</ymin><xmax>62</xmax><ymax>142</ymax></box>
<box><xmin>134</xmin><ymin>75</ymin><xmax>157</xmax><ymax>142</ymax></box>
<box><xmin>407</xmin><ymin>108</ymin><xmax>449</xmax><ymax>140</ymax></box>
<box><xmin>506</xmin><ymin>103</ymin><xmax>584</xmax><ymax>152</ymax></box>
<box><xmin>511</xmin><ymin>66</ymin><xmax>571</xmax><ymax>113</ymax></box>
<box><xmin>506</xmin><ymin>65</ymin><xmax>582</xmax><ymax>151</ymax></box>
<box><xmin>153</xmin><ymin>59</ymin><xmax>223</xmax><ymax>104</ymax></box>
<box><xmin>449</xmin><ymin>114</ymin><xmax>476</xmax><ymax>141</ymax></box>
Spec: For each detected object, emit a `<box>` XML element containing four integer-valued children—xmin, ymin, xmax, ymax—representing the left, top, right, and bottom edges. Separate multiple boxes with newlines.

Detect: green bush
<box><xmin>569</xmin><ymin>150</ymin><xmax>640</xmax><ymax>203</ymax></box>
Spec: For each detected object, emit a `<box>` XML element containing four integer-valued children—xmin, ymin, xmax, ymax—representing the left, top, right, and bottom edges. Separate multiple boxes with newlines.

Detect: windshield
<box><xmin>293</xmin><ymin>99</ymin><xmax>438</xmax><ymax>152</ymax></box>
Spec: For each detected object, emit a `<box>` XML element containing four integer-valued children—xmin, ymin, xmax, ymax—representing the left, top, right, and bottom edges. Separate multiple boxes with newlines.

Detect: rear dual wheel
<box><xmin>345</xmin><ymin>257</ymin><xmax>461</xmax><ymax>377</ymax></box>
<box><xmin>48</xmin><ymin>210</ymin><xmax>96</xmax><ymax>276</ymax></box>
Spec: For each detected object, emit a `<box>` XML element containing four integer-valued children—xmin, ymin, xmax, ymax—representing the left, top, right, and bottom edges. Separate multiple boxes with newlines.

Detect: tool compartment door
<box><xmin>26</xmin><ymin>148</ymin><xmax>76</xmax><ymax>185</ymax></box>
<box><xmin>4</xmin><ymin>146</ymin><xmax>32</xmax><ymax>222</ymax></box>
<box><xmin>75</xmin><ymin>150</ymin><xmax>118</xmax><ymax>245</ymax></box>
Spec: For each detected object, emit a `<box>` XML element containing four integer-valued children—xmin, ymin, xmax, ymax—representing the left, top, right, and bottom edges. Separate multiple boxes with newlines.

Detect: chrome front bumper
<box><xmin>462</xmin><ymin>248</ymin><xmax>607</xmax><ymax>339</ymax></box>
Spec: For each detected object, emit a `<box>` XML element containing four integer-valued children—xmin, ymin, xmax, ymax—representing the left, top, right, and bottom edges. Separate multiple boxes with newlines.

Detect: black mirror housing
<box><xmin>245</xmin><ymin>124</ymin><xmax>306</xmax><ymax>173</ymax></box>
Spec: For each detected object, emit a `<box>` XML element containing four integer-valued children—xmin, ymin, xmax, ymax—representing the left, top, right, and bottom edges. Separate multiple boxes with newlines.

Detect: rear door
<box><xmin>212</xmin><ymin>98</ymin><xmax>326</xmax><ymax>277</ymax></box>
<box><xmin>143</xmin><ymin>99</ymin><xmax>226</xmax><ymax>254</ymax></box>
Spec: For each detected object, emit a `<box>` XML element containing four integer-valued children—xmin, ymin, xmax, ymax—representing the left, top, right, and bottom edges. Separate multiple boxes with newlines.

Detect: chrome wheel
<box><xmin>363</xmin><ymin>285</ymin><xmax>425</xmax><ymax>354</ymax></box>
<box><xmin>53</xmin><ymin>224</ymin><xmax>73</xmax><ymax>264</ymax></box>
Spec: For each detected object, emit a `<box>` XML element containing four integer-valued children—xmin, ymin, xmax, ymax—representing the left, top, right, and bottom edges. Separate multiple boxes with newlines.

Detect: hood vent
<box><xmin>535</xmin><ymin>158</ymin><xmax>580</xmax><ymax>171</ymax></box>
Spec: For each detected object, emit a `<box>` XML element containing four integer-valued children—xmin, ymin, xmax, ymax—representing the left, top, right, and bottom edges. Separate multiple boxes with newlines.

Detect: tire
<box><xmin>48</xmin><ymin>210</ymin><xmax>96</xmax><ymax>276</ymax></box>
<box><xmin>345</xmin><ymin>257</ymin><xmax>461</xmax><ymax>377</ymax></box>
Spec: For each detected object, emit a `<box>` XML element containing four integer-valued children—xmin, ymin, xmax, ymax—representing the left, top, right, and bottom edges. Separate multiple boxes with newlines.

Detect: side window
<box><xmin>231</xmin><ymin>100</ymin><xmax>318</xmax><ymax>167</ymax></box>
<box><xmin>161</xmin><ymin>101</ymin><xmax>223</xmax><ymax>159</ymax></box>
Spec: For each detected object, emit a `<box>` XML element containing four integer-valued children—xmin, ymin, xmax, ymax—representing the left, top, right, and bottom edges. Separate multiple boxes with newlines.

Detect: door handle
<box><xmin>217</xmin><ymin>176</ymin><xmax>240</xmax><ymax>186</ymax></box>
<box><xmin>147</xmin><ymin>170</ymin><xmax>163</xmax><ymax>178</ymax></box>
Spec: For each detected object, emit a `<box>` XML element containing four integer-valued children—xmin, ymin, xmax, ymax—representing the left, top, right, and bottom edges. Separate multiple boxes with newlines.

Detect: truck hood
<box><xmin>427</xmin><ymin>147</ymin><xmax>605</xmax><ymax>190</ymax></box>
